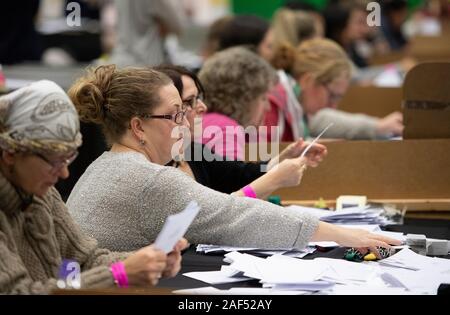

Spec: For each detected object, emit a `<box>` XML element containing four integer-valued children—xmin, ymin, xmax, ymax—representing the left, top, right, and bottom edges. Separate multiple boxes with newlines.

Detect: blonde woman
<box><xmin>271</xmin><ymin>8</ymin><xmax>318</xmax><ymax>54</ymax></box>
<box><xmin>265</xmin><ymin>38</ymin><xmax>404</xmax><ymax>140</ymax></box>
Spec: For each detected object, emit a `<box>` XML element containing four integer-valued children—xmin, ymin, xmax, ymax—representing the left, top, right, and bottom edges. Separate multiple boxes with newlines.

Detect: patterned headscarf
<box><xmin>0</xmin><ymin>80</ymin><xmax>82</xmax><ymax>155</ymax></box>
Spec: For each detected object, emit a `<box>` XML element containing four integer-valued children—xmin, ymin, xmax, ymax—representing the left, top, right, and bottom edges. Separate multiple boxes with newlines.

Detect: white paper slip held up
<box><xmin>154</xmin><ymin>201</ymin><xmax>200</xmax><ymax>253</ymax></box>
<box><xmin>301</xmin><ymin>122</ymin><xmax>334</xmax><ymax>158</ymax></box>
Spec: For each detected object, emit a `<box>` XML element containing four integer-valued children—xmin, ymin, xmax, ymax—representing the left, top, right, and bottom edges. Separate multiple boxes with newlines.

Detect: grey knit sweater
<box><xmin>0</xmin><ymin>172</ymin><xmax>129</xmax><ymax>294</ymax></box>
<box><xmin>309</xmin><ymin>108</ymin><xmax>380</xmax><ymax>140</ymax></box>
<box><xmin>67</xmin><ymin>151</ymin><xmax>319</xmax><ymax>252</ymax></box>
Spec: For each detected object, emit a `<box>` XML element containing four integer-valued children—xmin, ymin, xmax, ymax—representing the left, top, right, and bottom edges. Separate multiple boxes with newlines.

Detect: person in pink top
<box><xmin>198</xmin><ymin>47</ymin><xmax>276</xmax><ymax>161</ymax></box>
<box><xmin>200</xmin><ymin>112</ymin><xmax>246</xmax><ymax>160</ymax></box>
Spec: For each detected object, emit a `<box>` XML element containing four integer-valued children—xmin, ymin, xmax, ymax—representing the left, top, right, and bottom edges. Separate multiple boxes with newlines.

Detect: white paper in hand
<box><xmin>300</xmin><ymin>123</ymin><xmax>333</xmax><ymax>158</ymax></box>
<box><xmin>154</xmin><ymin>201</ymin><xmax>200</xmax><ymax>253</ymax></box>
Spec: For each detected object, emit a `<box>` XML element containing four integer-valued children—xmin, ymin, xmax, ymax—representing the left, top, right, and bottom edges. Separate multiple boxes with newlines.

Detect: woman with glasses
<box><xmin>0</xmin><ymin>80</ymin><xmax>186</xmax><ymax>294</ymax></box>
<box><xmin>66</xmin><ymin>64</ymin><xmax>401</xmax><ymax>255</ymax></box>
<box><xmin>155</xmin><ymin>64</ymin><xmax>326</xmax><ymax>199</ymax></box>
<box><xmin>267</xmin><ymin>38</ymin><xmax>404</xmax><ymax>140</ymax></box>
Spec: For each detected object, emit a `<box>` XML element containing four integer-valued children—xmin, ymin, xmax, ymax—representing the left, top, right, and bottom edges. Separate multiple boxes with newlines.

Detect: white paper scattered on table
<box><xmin>196</xmin><ymin>244</ymin><xmax>316</xmax><ymax>257</ymax></box>
<box><xmin>183</xmin><ymin>270</ymin><xmax>250</xmax><ymax>285</ymax></box>
<box><xmin>380</xmin><ymin>248</ymin><xmax>450</xmax><ymax>272</ymax></box>
<box><xmin>178</xmin><ymin>247</ymin><xmax>450</xmax><ymax>295</ymax></box>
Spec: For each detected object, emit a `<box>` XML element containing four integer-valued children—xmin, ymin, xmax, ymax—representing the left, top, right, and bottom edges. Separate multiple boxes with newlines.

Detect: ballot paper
<box><xmin>196</xmin><ymin>244</ymin><xmax>316</xmax><ymax>257</ymax></box>
<box><xmin>154</xmin><ymin>201</ymin><xmax>200</xmax><ymax>253</ymax></box>
<box><xmin>287</xmin><ymin>205</ymin><xmax>391</xmax><ymax>226</ymax></box>
<box><xmin>223</xmin><ymin>253</ymin><xmax>335</xmax><ymax>292</ymax></box>
<box><xmin>183</xmin><ymin>270</ymin><xmax>251</xmax><ymax>285</ymax></box>
<box><xmin>373</xmin><ymin>66</ymin><xmax>403</xmax><ymax>87</ymax></box>
<box><xmin>315</xmin><ymin>258</ymin><xmax>377</xmax><ymax>284</ymax></box>
<box><xmin>180</xmin><ymin>249</ymin><xmax>449</xmax><ymax>295</ymax></box>
<box><xmin>225</xmin><ymin>252</ymin><xmax>267</xmax><ymax>279</ymax></box>
<box><xmin>301</xmin><ymin>123</ymin><xmax>333</xmax><ymax>158</ymax></box>
<box><xmin>381</xmin><ymin>268</ymin><xmax>450</xmax><ymax>294</ymax></box>
<box><xmin>379</xmin><ymin>248</ymin><xmax>450</xmax><ymax>272</ymax></box>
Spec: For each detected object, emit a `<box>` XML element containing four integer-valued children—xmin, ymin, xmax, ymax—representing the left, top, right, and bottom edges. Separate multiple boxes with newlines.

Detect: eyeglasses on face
<box><xmin>182</xmin><ymin>95</ymin><xmax>203</xmax><ymax>110</ymax></box>
<box><xmin>140</xmin><ymin>110</ymin><xmax>187</xmax><ymax>125</ymax></box>
<box><xmin>35</xmin><ymin>151</ymin><xmax>79</xmax><ymax>172</ymax></box>
<box><xmin>322</xmin><ymin>84</ymin><xmax>345</xmax><ymax>104</ymax></box>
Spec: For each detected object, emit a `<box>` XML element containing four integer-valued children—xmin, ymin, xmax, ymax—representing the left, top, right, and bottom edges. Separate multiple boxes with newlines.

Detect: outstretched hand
<box><xmin>278</xmin><ymin>138</ymin><xmax>327</xmax><ymax>167</ymax></box>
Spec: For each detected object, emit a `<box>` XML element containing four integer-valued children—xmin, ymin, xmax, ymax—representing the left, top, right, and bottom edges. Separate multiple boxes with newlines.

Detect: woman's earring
<box><xmin>139</xmin><ymin>139</ymin><xmax>145</xmax><ymax>146</ymax></box>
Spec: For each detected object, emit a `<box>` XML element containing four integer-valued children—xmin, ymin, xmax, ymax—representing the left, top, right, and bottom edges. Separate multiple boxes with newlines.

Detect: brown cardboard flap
<box><xmin>410</xmin><ymin>36</ymin><xmax>450</xmax><ymax>62</ymax></box>
<box><xmin>369</xmin><ymin>51</ymin><xmax>406</xmax><ymax>66</ymax></box>
<box><xmin>403</xmin><ymin>62</ymin><xmax>450</xmax><ymax>139</ymax></box>
<box><xmin>369</xmin><ymin>32</ymin><xmax>450</xmax><ymax>65</ymax></box>
<box><xmin>404</xmin><ymin>63</ymin><xmax>450</xmax><ymax>102</ymax></box>
<box><xmin>403</xmin><ymin>108</ymin><xmax>450</xmax><ymax>139</ymax></box>
<box><xmin>272</xmin><ymin>139</ymin><xmax>450</xmax><ymax>202</ymax></box>
<box><xmin>337</xmin><ymin>86</ymin><xmax>402</xmax><ymax>118</ymax></box>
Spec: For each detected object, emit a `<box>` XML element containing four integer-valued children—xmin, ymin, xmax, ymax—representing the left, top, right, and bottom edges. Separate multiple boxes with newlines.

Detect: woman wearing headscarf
<box><xmin>0</xmin><ymin>80</ymin><xmax>186</xmax><ymax>294</ymax></box>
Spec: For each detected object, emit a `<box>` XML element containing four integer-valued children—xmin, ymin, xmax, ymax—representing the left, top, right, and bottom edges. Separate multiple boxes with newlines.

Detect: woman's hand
<box><xmin>376</xmin><ymin>112</ymin><xmax>404</xmax><ymax>137</ymax></box>
<box><xmin>334</xmin><ymin>226</ymin><xmax>402</xmax><ymax>259</ymax></box>
<box><xmin>123</xmin><ymin>245</ymin><xmax>167</xmax><ymax>286</ymax></box>
<box><xmin>272</xmin><ymin>139</ymin><xmax>327</xmax><ymax>168</ymax></box>
<box><xmin>312</xmin><ymin>222</ymin><xmax>402</xmax><ymax>259</ymax></box>
<box><xmin>163</xmin><ymin>238</ymin><xmax>189</xmax><ymax>278</ymax></box>
<box><xmin>268</xmin><ymin>156</ymin><xmax>308</xmax><ymax>189</ymax></box>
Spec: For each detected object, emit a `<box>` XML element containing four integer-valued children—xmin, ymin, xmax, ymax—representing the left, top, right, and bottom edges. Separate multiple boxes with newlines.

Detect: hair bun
<box><xmin>68</xmin><ymin>64</ymin><xmax>116</xmax><ymax>124</ymax></box>
<box><xmin>271</xmin><ymin>42</ymin><xmax>296</xmax><ymax>72</ymax></box>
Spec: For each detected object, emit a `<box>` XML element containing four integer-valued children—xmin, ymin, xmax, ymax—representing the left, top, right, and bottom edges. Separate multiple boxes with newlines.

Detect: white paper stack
<box><xmin>196</xmin><ymin>244</ymin><xmax>316</xmax><ymax>257</ymax></box>
<box><xmin>287</xmin><ymin>205</ymin><xmax>394</xmax><ymax>226</ymax></box>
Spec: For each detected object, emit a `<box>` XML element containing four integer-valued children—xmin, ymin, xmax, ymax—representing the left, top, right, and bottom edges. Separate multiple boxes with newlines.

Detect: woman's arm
<box><xmin>147</xmin><ymin>167</ymin><xmax>320</xmax><ymax>250</ymax></box>
<box><xmin>0</xmin><ymin>228</ymin><xmax>116</xmax><ymax>294</ymax></box>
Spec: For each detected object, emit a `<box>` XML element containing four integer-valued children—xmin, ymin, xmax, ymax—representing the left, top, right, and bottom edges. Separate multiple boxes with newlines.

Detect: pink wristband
<box><xmin>110</xmin><ymin>262</ymin><xmax>129</xmax><ymax>288</ymax></box>
<box><xmin>242</xmin><ymin>185</ymin><xmax>257</xmax><ymax>198</ymax></box>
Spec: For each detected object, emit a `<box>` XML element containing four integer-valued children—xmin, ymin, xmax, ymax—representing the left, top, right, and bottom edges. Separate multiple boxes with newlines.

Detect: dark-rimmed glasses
<box><xmin>140</xmin><ymin>110</ymin><xmax>187</xmax><ymax>125</ymax></box>
<box><xmin>322</xmin><ymin>84</ymin><xmax>345</xmax><ymax>104</ymax></box>
<box><xmin>182</xmin><ymin>95</ymin><xmax>203</xmax><ymax>110</ymax></box>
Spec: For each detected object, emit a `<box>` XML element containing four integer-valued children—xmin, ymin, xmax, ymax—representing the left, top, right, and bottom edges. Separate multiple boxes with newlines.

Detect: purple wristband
<box><xmin>242</xmin><ymin>185</ymin><xmax>257</xmax><ymax>198</ymax></box>
<box><xmin>110</xmin><ymin>262</ymin><xmax>129</xmax><ymax>288</ymax></box>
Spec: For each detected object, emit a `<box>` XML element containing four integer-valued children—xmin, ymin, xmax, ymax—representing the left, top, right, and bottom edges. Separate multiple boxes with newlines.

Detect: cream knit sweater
<box><xmin>0</xmin><ymin>172</ymin><xmax>129</xmax><ymax>294</ymax></box>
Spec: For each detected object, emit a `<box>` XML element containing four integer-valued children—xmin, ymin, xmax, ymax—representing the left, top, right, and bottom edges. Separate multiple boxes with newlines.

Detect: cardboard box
<box><xmin>337</xmin><ymin>86</ymin><xmax>402</xmax><ymax>118</ymax></box>
<box><xmin>410</xmin><ymin>36</ymin><xmax>450</xmax><ymax>63</ymax></box>
<box><xmin>369</xmin><ymin>33</ymin><xmax>450</xmax><ymax>66</ymax></box>
<box><xmin>403</xmin><ymin>62</ymin><xmax>450</xmax><ymax>139</ymax></box>
<box><xmin>269</xmin><ymin>139</ymin><xmax>450</xmax><ymax>213</ymax></box>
